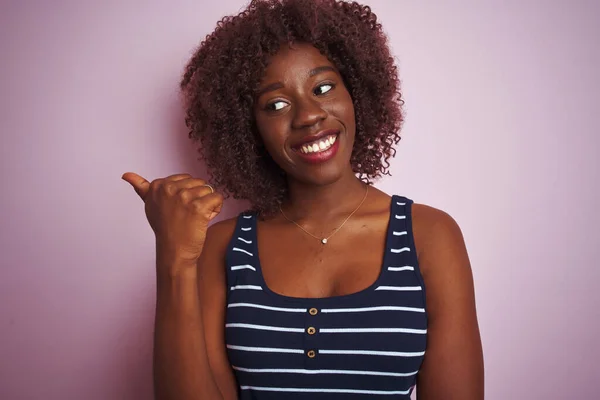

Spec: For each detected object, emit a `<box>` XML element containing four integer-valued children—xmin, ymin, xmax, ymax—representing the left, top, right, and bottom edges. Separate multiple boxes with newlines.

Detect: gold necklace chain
<box><xmin>279</xmin><ymin>185</ymin><xmax>369</xmax><ymax>245</ymax></box>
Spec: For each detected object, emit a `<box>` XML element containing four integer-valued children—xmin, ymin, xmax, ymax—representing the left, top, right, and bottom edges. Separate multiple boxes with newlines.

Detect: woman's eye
<box><xmin>314</xmin><ymin>83</ymin><xmax>334</xmax><ymax>95</ymax></box>
<box><xmin>264</xmin><ymin>84</ymin><xmax>333</xmax><ymax>112</ymax></box>
<box><xmin>266</xmin><ymin>100</ymin><xmax>287</xmax><ymax>111</ymax></box>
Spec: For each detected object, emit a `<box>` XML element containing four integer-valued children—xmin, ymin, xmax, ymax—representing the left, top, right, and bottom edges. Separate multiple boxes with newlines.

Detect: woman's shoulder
<box><xmin>205</xmin><ymin>215</ymin><xmax>239</xmax><ymax>245</ymax></box>
<box><xmin>411</xmin><ymin>202</ymin><xmax>461</xmax><ymax>235</ymax></box>
<box><xmin>199</xmin><ymin>215</ymin><xmax>243</xmax><ymax>276</ymax></box>
<box><xmin>410</xmin><ymin>202</ymin><xmax>468</xmax><ymax>276</ymax></box>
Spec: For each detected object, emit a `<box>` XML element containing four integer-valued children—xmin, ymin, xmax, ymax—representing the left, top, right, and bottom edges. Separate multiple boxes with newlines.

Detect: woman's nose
<box><xmin>291</xmin><ymin>97</ymin><xmax>327</xmax><ymax>129</ymax></box>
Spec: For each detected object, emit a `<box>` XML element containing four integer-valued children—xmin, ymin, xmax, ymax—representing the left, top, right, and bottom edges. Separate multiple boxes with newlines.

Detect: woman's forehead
<box><xmin>260</xmin><ymin>43</ymin><xmax>337</xmax><ymax>82</ymax></box>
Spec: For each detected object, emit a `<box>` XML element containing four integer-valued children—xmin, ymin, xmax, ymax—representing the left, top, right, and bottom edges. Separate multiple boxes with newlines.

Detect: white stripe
<box><xmin>243</xmin><ymin>215</ymin><xmax>253</xmax><ymax>219</ymax></box>
<box><xmin>237</xmin><ymin>237</ymin><xmax>252</xmax><ymax>244</ymax></box>
<box><xmin>375</xmin><ymin>286</ymin><xmax>422</xmax><ymax>291</ymax></box>
<box><xmin>396</xmin><ymin>202</ymin><xmax>406</xmax><ymax>206</ymax></box>
<box><xmin>320</xmin><ymin>327</ymin><xmax>427</xmax><ymax>334</ymax></box>
<box><xmin>227</xmin><ymin>344</ymin><xmax>303</xmax><ymax>354</ymax></box>
<box><xmin>392</xmin><ymin>231</ymin><xmax>407</xmax><ymax>236</ymax></box>
<box><xmin>226</xmin><ymin>323</ymin><xmax>304</xmax><ymax>333</ymax></box>
<box><xmin>391</xmin><ymin>247</ymin><xmax>410</xmax><ymax>253</ymax></box>
<box><xmin>241</xmin><ymin>227</ymin><xmax>252</xmax><ymax>231</ymax></box>
<box><xmin>395</xmin><ymin>215</ymin><xmax>406</xmax><ymax>220</ymax></box>
<box><xmin>228</xmin><ymin>303</ymin><xmax>307</xmax><ymax>313</ymax></box>
<box><xmin>230</xmin><ymin>285</ymin><xmax>263</xmax><ymax>291</ymax></box>
<box><xmin>387</xmin><ymin>266</ymin><xmax>414</xmax><ymax>271</ymax></box>
<box><xmin>231</xmin><ymin>264</ymin><xmax>256</xmax><ymax>271</ymax></box>
<box><xmin>320</xmin><ymin>349</ymin><xmax>425</xmax><ymax>357</ymax></box>
<box><xmin>233</xmin><ymin>247</ymin><xmax>253</xmax><ymax>256</ymax></box>
<box><xmin>240</xmin><ymin>386</ymin><xmax>410</xmax><ymax>395</ymax></box>
<box><xmin>232</xmin><ymin>366</ymin><xmax>418</xmax><ymax>377</ymax></box>
<box><xmin>321</xmin><ymin>306</ymin><xmax>424</xmax><ymax>313</ymax></box>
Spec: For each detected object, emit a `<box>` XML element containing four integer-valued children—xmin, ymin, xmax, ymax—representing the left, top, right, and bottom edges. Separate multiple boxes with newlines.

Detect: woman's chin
<box><xmin>289</xmin><ymin>161</ymin><xmax>354</xmax><ymax>187</ymax></box>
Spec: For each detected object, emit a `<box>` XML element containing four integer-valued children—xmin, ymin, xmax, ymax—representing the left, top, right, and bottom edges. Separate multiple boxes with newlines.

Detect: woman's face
<box><xmin>253</xmin><ymin>42</ymin><xmax>356</xmax><ymax>186</ymax></box>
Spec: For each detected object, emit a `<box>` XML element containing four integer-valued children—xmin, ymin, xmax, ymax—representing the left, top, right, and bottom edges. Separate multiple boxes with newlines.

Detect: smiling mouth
<box><xmin>294</xmin><ymin>134</ymin><xmax>338</xmax><ymax>154</ymax></box>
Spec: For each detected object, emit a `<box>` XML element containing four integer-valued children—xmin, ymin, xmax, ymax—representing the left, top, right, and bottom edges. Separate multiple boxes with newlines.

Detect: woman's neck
<box><xmin>282</xmin><ymin>168</ymin><xmax>368</xmax><ymax>222</ymax></box>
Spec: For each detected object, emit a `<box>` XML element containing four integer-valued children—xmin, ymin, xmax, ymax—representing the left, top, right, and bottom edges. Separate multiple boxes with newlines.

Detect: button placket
<box><xmin>304</xmin><ymin>306</ymin><xmax>320</xmax><ymax>365</ymax></box>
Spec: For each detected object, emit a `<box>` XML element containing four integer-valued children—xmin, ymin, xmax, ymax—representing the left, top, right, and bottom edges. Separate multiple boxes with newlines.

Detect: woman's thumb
<box><xmin>121</xmin><ymin>172</ymin><xmax>150</xmax><ymax>200</ymax></box>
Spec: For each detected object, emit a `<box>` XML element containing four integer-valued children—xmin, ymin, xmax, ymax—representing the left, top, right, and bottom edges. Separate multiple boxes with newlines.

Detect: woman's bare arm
<box><xmin>197</xmin><ymin>219</ymin><xmax>240</xmax><ymax>399</ymax></box>
<box><xmin>154</xmin><ymin>219</ymin><xmax>239</xmax><ymax>400</ymax></box>
<box><xmin>413</xmin><ymin>205</ymin><xmax>484</xmax><ymax>400</ymax></box>
<box><xmin>153</xmin><ymin>253</ymin><xmax>224</xmax><ymax>400</ymax></box>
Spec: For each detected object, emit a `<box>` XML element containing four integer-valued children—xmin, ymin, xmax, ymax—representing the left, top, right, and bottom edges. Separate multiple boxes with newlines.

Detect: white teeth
<box><xmin>299</xmin><ymin>134</ymin><xmax>338</xmax><ymax>154</ymax></box>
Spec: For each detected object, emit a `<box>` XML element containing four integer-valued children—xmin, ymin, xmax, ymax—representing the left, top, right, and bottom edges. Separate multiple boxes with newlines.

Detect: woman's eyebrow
<box><xmin>256</xmin><ymin>82</ymin><xmax>284</xmax><ymax>98</ymax></box>
<box><xmin>255</xmin><ymin>65</ymin><xmax>337</xmax><ymax>98</ymax></box>
<box><xmin>309</xmin><ymin>65</ymin><xmax>336</xmax><ymax>77</ymax></box>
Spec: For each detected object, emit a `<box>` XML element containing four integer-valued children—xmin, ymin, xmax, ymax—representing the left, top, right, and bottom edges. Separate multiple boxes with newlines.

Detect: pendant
<box><xmin>321</xmin><ymin>238</ymin><xmax>328</xmax><ymax>244</ymax></box>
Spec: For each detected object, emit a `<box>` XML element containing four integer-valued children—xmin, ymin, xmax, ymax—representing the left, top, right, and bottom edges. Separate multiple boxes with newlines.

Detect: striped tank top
<box><xmin>224</xmin><ymin>196</ymin><xmax>427</xmax><ymax>398</ymax></box>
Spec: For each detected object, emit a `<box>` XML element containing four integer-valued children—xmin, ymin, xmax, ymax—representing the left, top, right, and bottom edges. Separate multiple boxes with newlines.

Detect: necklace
<box><xmin>279</xmin><ymin>185</ymin><xmax>369</xmax><ymax>245</ymax></box>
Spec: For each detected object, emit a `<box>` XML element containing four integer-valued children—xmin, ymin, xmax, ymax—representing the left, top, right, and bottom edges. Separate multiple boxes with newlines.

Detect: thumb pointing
<box><xmin>121</xmin><ymin>172</ymin><xmax>150</xmax><ymax>200</ymax></box>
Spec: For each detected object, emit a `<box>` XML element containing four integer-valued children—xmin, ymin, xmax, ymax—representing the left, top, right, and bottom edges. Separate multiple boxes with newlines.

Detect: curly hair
<box><xmin>180</xmin><ymin>0</ymin><xmax>403</xmax><ymax>215</ymax></box>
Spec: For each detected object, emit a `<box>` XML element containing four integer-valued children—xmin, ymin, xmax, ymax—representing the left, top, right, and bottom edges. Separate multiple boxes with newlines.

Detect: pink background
<box><xmin>1</xmin><ymin>1</ymin><xmax>598</xmax><ymax>399</ymax></box>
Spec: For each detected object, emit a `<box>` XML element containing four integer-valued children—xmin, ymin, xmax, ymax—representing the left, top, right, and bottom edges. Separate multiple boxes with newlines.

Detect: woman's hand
<box><xmin>122</xmin><ymin>172</ymin><xmax>224</xmax><ymax>266</ymax></box>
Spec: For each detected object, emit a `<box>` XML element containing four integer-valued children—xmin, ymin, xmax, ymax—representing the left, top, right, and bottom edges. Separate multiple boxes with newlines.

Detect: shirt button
<box><xmin>307</xmin><ymin>327</ymin><xmax>316</xmax><ymax>335</ymax></box>
<box><xmin>307</xmin><ymin>350</ymin><xmax>316</xmax><ymax>358</ymax></box>
<box><xmin>309</xmin><ymin>308</ymin><xmax>318</xmax><ymax>316</ymax></box>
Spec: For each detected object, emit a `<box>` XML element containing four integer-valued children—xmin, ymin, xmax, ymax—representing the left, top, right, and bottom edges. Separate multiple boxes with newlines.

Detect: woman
<box><xmin>123</xmin><ymin>0</ymin><xmax>484</xmax><ymax>398</ymax></box>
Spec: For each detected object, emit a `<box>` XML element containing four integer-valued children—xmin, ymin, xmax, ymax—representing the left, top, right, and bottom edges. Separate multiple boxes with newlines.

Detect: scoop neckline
<box><xmin>249</xmin><ymin>195</ymin><xmax>400</xmax><ymax>305</ymax></box>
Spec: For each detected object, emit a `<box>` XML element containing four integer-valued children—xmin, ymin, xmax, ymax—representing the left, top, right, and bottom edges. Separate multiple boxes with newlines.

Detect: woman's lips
<box><xmin>292</xmin><ymin>133</ymin><xmax>340</xmax><ymax>165</ymax></box>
